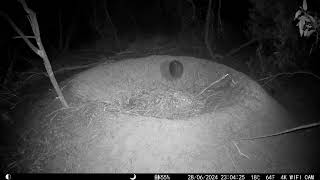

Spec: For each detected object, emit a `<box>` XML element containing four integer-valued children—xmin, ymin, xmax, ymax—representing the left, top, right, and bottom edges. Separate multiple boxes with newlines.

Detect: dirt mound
<box><xmin>10</xmin><ymin>55</ymin><xmax>318</xmax><ymax>173</ymax></box>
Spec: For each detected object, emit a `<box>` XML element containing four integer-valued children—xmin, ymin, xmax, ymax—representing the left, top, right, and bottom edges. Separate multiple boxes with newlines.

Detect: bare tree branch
<box><xmin>0</xmin><ymin>11</ymin><xmax>38</xmax><ymax>54</ymax></box>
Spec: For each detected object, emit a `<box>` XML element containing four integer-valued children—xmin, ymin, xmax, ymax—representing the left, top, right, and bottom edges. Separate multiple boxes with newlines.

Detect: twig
<box><xmin>60</xmin><ymin>79</ymin><xmax>74</xmax><ymax>91</ymax></box>
<box><xmin>0</xmin><ymin>11</ymin><xmax>38</xmax><ymax>53</ymax></box>
<box><xmin>196</xmin><ymin>73</ymin><xmax>229</xmax><ymax>97</ymax></box>
<box><xmin>236</xmin><ymin>121</ymin><xmax>320</xmax><ymax>141</ymax></box>
<box><xmin>223</xmin><ymin>38</ymin><xmax>259</xmax><ymax>58</ymax></box>
<box><xmin>259</xmin><ymin>71</ymin><xmax>320</xmax><ymax>86</ymax></box>
<box><xmin>204</xmin><ymin>92</ymin><xmax>220</xmax><ymax>102</ymax></box>
<box><xmin>5</xmin><ymin>160</ymin><xmax>19</xmax><ymax>172</ymax></box>
<box><xmin>49</xmin><ymin>111</ymin><xmax>59</xmax><ymax>123</ymax></box>
<box><xmin>53</xmin><ymin>62</ymin><xmax>101</xmax><ymax>74</ymax></box>
<box><xmin>103</xmin><ymin>0</ymin><xmax>120</xmax><ymax>49</ymax></box>
<box><xmin>46</xmin><ymin>107</ymin><xmax>73</xmax><ymax>118</ymax></box>
<box><xmin>20</xmin><ymin>62</ymin><xmax>101</xmax><ymax>79</ymax></box>
<box><xmin>0</xmin><ymin>88</ymin><xmax>19</xmax><ymax>98</ymax></box>
<box><xmin>0</xmin><ymin>97</ymin><xmax>15</xmax><ymax>106</ymax></box>
<box><xmin>224</xmin><ymin>145</ymin><xmax>240</xmax><ymax>172</ymax></box>
<box><xmin>12</xmin><ymin>35</ymin><xmax>36</xmax><ymax>39</ymax></box>
<box><xmin>217</xmin><ymin>0</ymin><xmax>223</xmax><ymax>35</ymax></box>
<box><xmin>22</xmin><ymin>72</ymin><xmax>44</xmax><ymax>82</ymax></box>
<box><xmin>21</xmin><ymin>71</ymin><xmax>46</xmax><ymax>75</ymax></box>
<box><xmin>47</xmin><ymin>105</ymin><xmax>85</xmax><ymax>123</ymax></box>
<box><xmin>204</xmin><ymin>0</ymin><xmax>216</xmax><ymax>60</ymax></box>
<box><xmin>232</xmin><ymin>141</ymin><xmax>250</xmax><ymax>159</ymax></box>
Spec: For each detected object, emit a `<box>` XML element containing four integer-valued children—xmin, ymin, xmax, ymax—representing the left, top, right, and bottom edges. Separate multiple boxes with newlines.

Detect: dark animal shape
<box><xmin>169</xmin><ymin>60</ymin><xmax>183</xmax><ymax>79</ymax></box>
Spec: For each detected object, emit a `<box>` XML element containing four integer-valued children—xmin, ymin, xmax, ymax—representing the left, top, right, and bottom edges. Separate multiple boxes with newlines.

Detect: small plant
<box><xmin>246</xmin><ymin>0</ymin><xmax>319</xmax><ymax>75</ymax></box>
<box><xmin>294</xmin><ymin>0</ymin><xmax>319</xmax><ymax>37</ymax></box>
<box><xmin>249</xmin><ymin>0</ymin><xmax>320</xmax><ymax>88</ymax></box>
<box><xmin>294</xmin><ymin>0</ymin><xmax>320</xmax><ymax>53</ymax></box>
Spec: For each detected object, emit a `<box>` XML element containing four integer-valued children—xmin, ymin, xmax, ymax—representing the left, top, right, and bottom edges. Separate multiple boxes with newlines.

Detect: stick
<box><xmin>237</xmin><ymin>122</ymin><xmax>320</xmax><ymax>141</ymax></box>
<box><xmin>223</xmin><ymin>38</ymin><xmax>259</xmax><ymax>58</ymax></box>
<box><xmin>196</xmin><ymin>73</ymin><xmax>229</xmax><ymax>97</ymax></box>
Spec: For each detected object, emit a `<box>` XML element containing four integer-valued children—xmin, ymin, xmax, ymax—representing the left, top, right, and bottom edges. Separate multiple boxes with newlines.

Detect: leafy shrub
<box><xmin>247</xmin><ymin>0</ymin><xmax>319</xmax><ymax>74</ymax></box>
